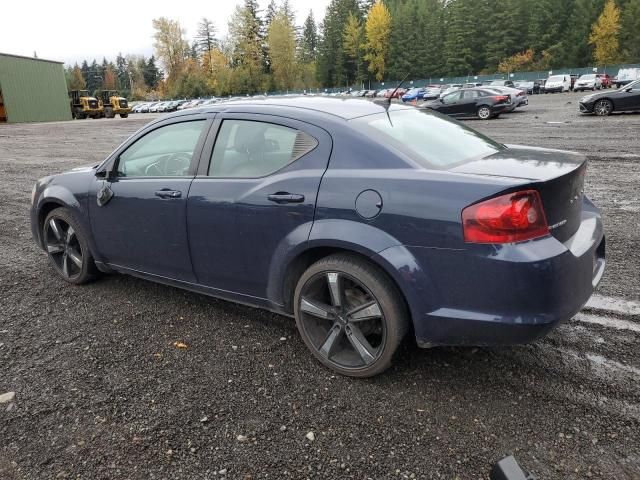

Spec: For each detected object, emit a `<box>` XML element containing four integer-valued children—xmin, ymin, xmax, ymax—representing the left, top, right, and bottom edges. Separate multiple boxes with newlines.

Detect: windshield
<box><xmin>490</xmin><ymin>80</ymin><xmax>505</xmax><ymax>85</ymax></box>
<box><xmin>547</xmin><ymin>75</ymin><xmax>564</xmax><ymax>82</ymax></box>
<box><xmin>626</xmin><ymin>79</ymin><xmax>640</xmax><ymax>89</ymax></box>
<box><xmin>351</xmin><ymin>109</ymin><xmax>504</xmax><ymax>168</ymax></box>
<box><xmin>580</xmin><ymin>74</ymin><xmax>596</xmax><ymax>80</ymax></box>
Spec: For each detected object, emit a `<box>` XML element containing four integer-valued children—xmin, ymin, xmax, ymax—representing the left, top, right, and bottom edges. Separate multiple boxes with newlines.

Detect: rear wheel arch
<box><xmin>281</xmin><ymin>246</ymin><xmax>411</xmax><ymax>326</ymax></box>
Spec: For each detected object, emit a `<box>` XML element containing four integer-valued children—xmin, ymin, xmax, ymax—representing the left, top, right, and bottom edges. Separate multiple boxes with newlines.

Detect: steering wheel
<box><xmin>144</xmin><ymin>152</ymin><xmax>192</xmax><ymax>176</ymax></box>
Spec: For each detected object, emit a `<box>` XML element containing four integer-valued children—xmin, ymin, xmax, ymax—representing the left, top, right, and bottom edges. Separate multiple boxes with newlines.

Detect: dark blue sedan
<box><xmin>30</xmin><ymin>98</ymin><xmax>605</xmax><ymax>377</ymax></box>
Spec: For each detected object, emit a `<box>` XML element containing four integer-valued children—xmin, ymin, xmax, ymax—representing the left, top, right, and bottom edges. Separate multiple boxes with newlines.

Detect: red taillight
<box><xmin>462</xmin><ymin>190</ymin><xmax>549</xmax><ymax>243</ymax></box>
<box><xmin>493</xmin><ymin>95</ymin><xmax>509</xmax><ymax>103</ymax></box>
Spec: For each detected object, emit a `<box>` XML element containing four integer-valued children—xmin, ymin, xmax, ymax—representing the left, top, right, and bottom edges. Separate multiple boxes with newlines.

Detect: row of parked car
<box><xmin>131</xmin><ymin>98</ymin><xmax>222</xmax><ymax>114</ymax></box>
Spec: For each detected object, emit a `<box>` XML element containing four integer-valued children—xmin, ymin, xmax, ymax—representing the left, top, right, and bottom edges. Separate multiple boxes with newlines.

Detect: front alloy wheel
<box><xmin>43</xmin><ymin>208</ymin><xmax>96</xmax><ymax>284</ymax></box>
<box><xmin>294</xmin><ymin>254</ymin><xmax>407</xmax><ymax>377</ymax></box>
<box><xmin>594</xmin><ymin>99</ymin><xmax>613</xmax><ymax>116</ymax></box>
<box><xmin>477</xmin><ymin>106</ymin><xmax>492</xmax><ymax>120</ymax></box>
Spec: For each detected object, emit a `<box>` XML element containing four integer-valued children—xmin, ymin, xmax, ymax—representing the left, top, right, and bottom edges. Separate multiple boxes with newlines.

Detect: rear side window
<box><xmin>351</xmin><ymin>109</ymin><xmax>504</xmax><ymax>168</ymax></box>
<box><xmin>208</xmin><ymin>120</ymin><xmax>317</xmax><ymax>177</ymax></box>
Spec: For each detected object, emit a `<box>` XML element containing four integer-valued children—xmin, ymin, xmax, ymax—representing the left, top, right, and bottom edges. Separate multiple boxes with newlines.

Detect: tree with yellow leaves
<box><xmin>589</xmin><ymin>0</ymin><xmax>621</xmax><ymax>65</ymax></box>
<box><xmin>364</xmin><ymin>1</ymin><xmax>391</xmax><ymax>82</ymax></box>
<box><xmin>343</xmin><ymin>12</ymin><xmax>365</xmax><ymax>85</ymax></box>
<box><xmin>497</xmin><ymin>49</ymin><xmax>535</xmax><ymax>74</ymax></box>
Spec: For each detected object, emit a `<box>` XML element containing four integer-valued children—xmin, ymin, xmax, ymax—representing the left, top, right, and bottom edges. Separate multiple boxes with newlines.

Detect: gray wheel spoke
<box><xmin>347</xmin><ymin>301</ymin><xmax>381</xmax><ymax>322</ymax></box>
<box><xmin>67</xmin><ymin>247</ymin><xmax>83</xmax><ymax>268</ymax></box>
<box><xmin>62</xmin><ymin>254</ymin><xmax>69</xmax><ymax>277</ymax></box>
<box><xmin>300</xmin><ymin>297</ymin><xmax>332</xmax><ymax>319</ymax></box>
<box><xmin>326</xmin><ymin>272</ymin><xmax>341</xmax><ymax>307</ymax></box>
<box><xmin>46</xmin><ymin>243</ymin><xmax>64</xmax><ymax>254</ymax></box>
<box><xmin>318</xmin><ymin>323</ymin><xmax>342</xmax><ymax>358</ymax></box>
<box><xmin>49</xmin><ymin>219</ymin><xmax>62</xmax><ymax>240</ymax></box>
<box><xmin>65</xmin><ymin>225</ymin><xmax>76</xmax><ymax>245</ymax></box>
<box><xmin>346</xmin><ymin>324</ymin><xmax>376</xmax><ymax>365</ymax></box>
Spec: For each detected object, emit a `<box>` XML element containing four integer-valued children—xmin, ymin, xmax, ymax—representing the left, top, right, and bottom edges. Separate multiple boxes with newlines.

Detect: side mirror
<box><xmin>624</xmin><ymin>87</ymin><xmax>633</xmax><ymax>93</ymax></box>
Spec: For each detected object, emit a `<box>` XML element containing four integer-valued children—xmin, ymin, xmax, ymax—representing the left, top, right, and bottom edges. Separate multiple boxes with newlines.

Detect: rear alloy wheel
<box><xmin>43</xmin><ymin>208</ymin><xmax>96</xmax><ymax>284</ymax></box>
<box><xmin>477</xmin><ymin>106</ymin><xmax>492</xmax><ymax>120</ymax></box>
<box><xmin>594</xmin><ymin>99</ymin><xmax>613</xmax><ymax>116</ymax></box>
<box><xmin>294</xmin><ymin>254</ymin><xmax>408</xmax><ymax>377</ymax></box>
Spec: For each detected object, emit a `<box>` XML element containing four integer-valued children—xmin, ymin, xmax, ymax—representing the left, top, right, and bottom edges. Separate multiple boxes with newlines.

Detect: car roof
<box><xmin>162</xmin><ymin>96</ymin><xmax>415</xmax><ymax>121</ymax></box>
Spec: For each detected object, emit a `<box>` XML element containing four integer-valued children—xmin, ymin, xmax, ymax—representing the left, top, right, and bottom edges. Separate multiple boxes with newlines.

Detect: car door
<box><xmin>617</xmin><ymin>82</ymin><xmax>640</xmax><ymax>110</ymax></box>
<box><xmin>89</xmin><ymin>115</ymin><xmax>212</xmax><ymax>281</ymax></box>
<box><xmin>458</xmin><ymin>90</ymin><xmax>481</xmax><ymax>116</ymax></box>
<box><xmin>187</xmin><ymin>114</ymin><xmax>332</xmax><ymax>300</ymax></box>
<box><xmin>438</xmin><ymin>91</ymin><xmax>464</xmax><ymax>115</ymax></box>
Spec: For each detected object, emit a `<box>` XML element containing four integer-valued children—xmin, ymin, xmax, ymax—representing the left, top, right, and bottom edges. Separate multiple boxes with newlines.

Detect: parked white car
<box><xmin>485</xmin><ymin>86</ymin><xmax>528</xmax><ymax>112</ymax></box>
<box><xmin>574</xmin><ymin>74</ymin><xmax>602</xmax><ymax>92</ymax></box>
<box><xmin>614</xmin><ymin>68</ymin><xmax>640</xmax><ymax>88</ymax></box>
<box><xmin>544</xmin><ymin>74</ymin><xmax>572</xmax><ymax>93</ymax></box>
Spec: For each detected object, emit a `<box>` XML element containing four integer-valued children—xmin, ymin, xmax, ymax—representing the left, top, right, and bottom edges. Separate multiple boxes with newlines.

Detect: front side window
<box><xmin>442</xmin><ymin>91</ymin><xmax>462</xmax><ymax>104</ymax></box>
<box><xmin>208</xmin><ymin>120</ymin><xmax>317</xmax><ymax>177</ymax></box>
<box><xmin>118</xmin><ymin>120</ymin><xmax>206</xmax><ymax>177</ymax></box>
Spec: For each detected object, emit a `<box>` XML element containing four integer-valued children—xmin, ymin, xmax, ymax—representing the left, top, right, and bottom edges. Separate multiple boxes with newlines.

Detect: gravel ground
<box><xmin>1</xmin><ymin>92</ymin><xmax>639</xmax><ymax>479</ymax></box>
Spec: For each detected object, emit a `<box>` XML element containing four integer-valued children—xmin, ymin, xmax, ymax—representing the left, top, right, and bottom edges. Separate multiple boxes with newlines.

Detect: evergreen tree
<box><xmin>443</xmin><ymin>0</ymin><xmax>476</xmax><ymax>76</ymax></box>
<box><xmin>80</xmin><ymin>60</ymin><xmax>90</xmax><ymax>88</ymax></box>
<box><xmin>555</xmin><ymin>0</ymin><xmax>603</xmax><ymax>67</ymax></box>
<box><xmin>619</xmin><ymin>0</ymin><xmax>640</xmax><ymax>62</ymax></box>
<box><xmin>228</xmin><ymin>0</ymin><xmax>265</xmax><ymax>92</ymax></box>
<box><xmin>196</xmin><ymin>18</ymin><xmax>218</xmax><ymax>53</ymax></box>
<box><xmin>316</xmin><ymin>0</ymin><xmax>361</xmax><ymax>87</ymax></box>
<box><xmin>144</xmin><ymin>56</ymin><xmax>161</xmax><ymax>88</ymax></box>
<box><xmin>115</xmin><ymin>54</ymin><xmax>128</xmax><ymax>91</ymax></box>
<box><xmin>299</xmin><ymin>10</ymin><xmax>318</xmax><ymax>63</ymax></box>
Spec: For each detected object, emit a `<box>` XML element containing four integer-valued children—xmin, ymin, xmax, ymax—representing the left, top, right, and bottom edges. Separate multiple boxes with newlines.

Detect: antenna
<box><xmin>374</xmin><ymin>72</ymin><xmax>411</xmax><ymax>110</ymax></box>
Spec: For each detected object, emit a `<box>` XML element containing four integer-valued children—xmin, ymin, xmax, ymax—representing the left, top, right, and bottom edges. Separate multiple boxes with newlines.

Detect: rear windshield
<box><xmin>580</xmin><ymin>74</ymin><xmax>596</xmax><ymax>80</ymax></box>
<box><xmin>351</xmin><ymin>109</ymin><xmax>504</xmax><ymax>168</ymax></box>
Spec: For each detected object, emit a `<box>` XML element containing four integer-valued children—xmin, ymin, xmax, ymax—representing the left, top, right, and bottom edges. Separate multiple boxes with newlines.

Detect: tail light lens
<box><xmin>462</xmin><ymin>190</ymin><xmax>549</xmax><ymax>243</ymax></box>
<box><xmin>493</xmin><ymin>95</ymin><xmax>509</xmax><ymax>103</ymax></box>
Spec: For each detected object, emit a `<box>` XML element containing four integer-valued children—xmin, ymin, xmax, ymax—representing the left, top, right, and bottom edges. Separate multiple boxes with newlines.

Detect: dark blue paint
<box><xmin>30</xmin><ymin>98</ymin><xmax>605</xmax><ymax>348</ymax></box>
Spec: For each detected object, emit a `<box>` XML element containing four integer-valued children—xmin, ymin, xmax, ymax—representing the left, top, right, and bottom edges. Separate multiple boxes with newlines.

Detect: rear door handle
<box><xmin>155</xmin><ymin>189</ymin><xmax>182</xmax><ymax>199</ymax></box>
<box><xmin>267</xmin><ymin>193</ymin><xmax>305</xmax><ymax>204</ymax></box>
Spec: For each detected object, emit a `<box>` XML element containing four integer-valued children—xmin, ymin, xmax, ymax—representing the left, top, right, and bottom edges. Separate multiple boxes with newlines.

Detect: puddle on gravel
<box><xmin>586</xmin><ymin>353</ymin><xmax>640</xmax><ymax>378</ymax></box>
<box><xmin>585</xmin><ymin>295</ymin><xmax>640</xmax><ymax>317</ymax></box>
<box><xmin>576</xmin><ymin>312</ymin><xmax>640</xmax><ymax>333</ymax></box>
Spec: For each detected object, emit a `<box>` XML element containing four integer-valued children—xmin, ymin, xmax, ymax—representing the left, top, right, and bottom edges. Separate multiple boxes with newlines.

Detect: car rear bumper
<box><xmin>384</xmin><ymin>197</ymin><xmax>605</xmax><ymax>347</ymax></box>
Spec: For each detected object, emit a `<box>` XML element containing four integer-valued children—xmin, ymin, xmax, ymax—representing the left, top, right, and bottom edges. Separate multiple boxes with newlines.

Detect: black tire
<box><xmin>477</xmin><ymin>105</ymin><xmax>492</xmax><ymax>120</ymax></box>
<box><xmin>594</xmin><ymin>99</ymin><xmax>613</xmax><ymax>116</ymax></box>
<box><xmin>120</xmin><ymin>113</ymin><xmax>128</xmax><ymax>118</ymax></box>
<box><xmin>43</xmin><ymin>207</ymin><xmax>97</xmax><ymax>285</ymax></box>
<box><xmin>294</xmin><ymin>254</ymin><xmax>408</xmax><ymax>377</ymax></box>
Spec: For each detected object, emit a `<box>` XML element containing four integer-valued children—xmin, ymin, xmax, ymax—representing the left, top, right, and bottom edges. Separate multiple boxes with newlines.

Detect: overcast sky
<box><xmin>1</xmin><ymin>0</ymin><xmax>330</xmax><ymax>65</ymax></box>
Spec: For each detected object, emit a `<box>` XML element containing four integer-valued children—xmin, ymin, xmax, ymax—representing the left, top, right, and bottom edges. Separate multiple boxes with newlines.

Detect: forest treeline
<box><xmin>65</xmin><ymin>0</ymin><xmax>640</xmax><ymax>99</ymax></box>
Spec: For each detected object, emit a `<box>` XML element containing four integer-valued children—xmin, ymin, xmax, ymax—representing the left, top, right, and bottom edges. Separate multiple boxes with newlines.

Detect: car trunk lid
<box><xmin>451</xmin><ymin>145</ymin><xmax>587</xmax><ymax>242</ymax></box>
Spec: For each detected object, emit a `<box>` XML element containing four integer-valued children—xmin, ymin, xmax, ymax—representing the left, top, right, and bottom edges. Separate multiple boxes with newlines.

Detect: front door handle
<box><xmin>267</xmin><ymin>193</ymin><xmax>305</xmax><ymax>204</ymax></box>
<box><xmin>155</xmin><ymin>189</ymin><xmax>182</xmax><ymax>199</ymax></box>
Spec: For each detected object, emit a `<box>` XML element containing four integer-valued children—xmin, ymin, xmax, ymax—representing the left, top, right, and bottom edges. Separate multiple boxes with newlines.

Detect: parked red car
<box><xmin>597</xmin><ymin>73</ymin><xmax>613</xmax><ymax>89</ymax></box>
<box><xmin>383</xmin><ymin>88</ymin><xmax>407</xmax><ymax>99</ymax></box>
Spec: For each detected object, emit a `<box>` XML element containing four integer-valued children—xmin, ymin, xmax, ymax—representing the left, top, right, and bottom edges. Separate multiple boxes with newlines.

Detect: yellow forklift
<box><xmin>98</xmin><ymin>90</ymin><xmax>131</xmax><ymax>118</ymax></box>
<box><xmin>69</xmin><ymin>90</ymin><xmax>103</xmax><ymax>119</ymax></box>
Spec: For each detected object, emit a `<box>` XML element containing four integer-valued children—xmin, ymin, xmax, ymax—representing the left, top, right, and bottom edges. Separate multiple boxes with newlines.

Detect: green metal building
<box><xmin>0</xmin><ymin>52</ymin><xmax>71</xmax><ymax>123</ymax></box>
